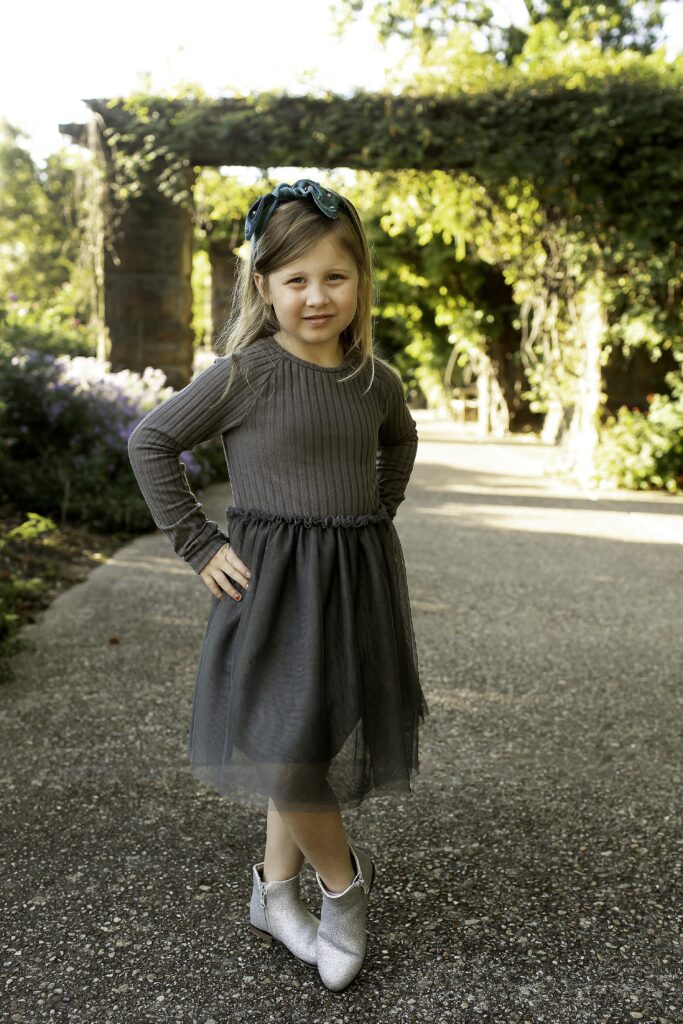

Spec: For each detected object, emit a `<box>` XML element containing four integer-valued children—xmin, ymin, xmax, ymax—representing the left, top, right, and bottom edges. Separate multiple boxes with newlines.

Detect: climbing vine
<box><xmin>88</xmin><ymin>54</ymin><xmax>683</xmax><ymax>255</ymax></box>
<box><xmin>70</xmin><ymin>44</ymin><xmax>683</xmax><ymax>484</ymax></box>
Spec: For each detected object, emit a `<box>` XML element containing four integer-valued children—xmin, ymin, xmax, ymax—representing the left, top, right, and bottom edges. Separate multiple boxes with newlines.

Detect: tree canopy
<box><xmin>331</xmin><ymin>0</ymin><xmax>671</xmax><ymax>61</ymax></box>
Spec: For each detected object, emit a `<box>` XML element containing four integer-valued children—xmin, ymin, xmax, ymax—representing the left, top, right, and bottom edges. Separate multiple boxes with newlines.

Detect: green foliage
<box><xmin>0</xmin><ymin>120</ymin><xmax>69</xmax><ymax>301</ymax></box>
<box><xmin>0</xmin><ymin>511</ymin><xmax>58</xmax><ymax>650</ymax></box>
<box><xmin>595</xmin><ymin>374</ymin><xmax>683</xmax><ymax>491</ymax></box>
<box><xmin>194</xmin><ymin>169</ymin><xmax>271</xmax><ymax>248</ymax></box>
<box><xmin>0</xmin><ymin>297</ymin><xmax>98</xmax><ymax>357</ymax></box>
<box><xmin>530</xmin><ymin>0</ymin><xmax>666</xmax><ymax>53</ymax></box>
<box><xmin>3</xmin><ymin>512</ymin><xmax>57</xmax><ymax>544</ymax></box>
<box><xmin>4</xmin><ymin>30</ymin><xmax>678</xmax><ymax>496</ymax></box>
<box><xmin>357</xmin><ymin>41</ymin><xmax>683</xmax><ymax>434</ymax></box>
<box><xmin>90</xmin><ymin>57</ymin><xmax>683</xmax><ymax>412</ymax></box>
<box><xmin>330</xmin><ymin>0</ymin><xmax>669</xmax><ymax>61</ymax></box>
<box><xmin>0</xmin><ymin>119</ymin><xmax>96</xmax><ymax>348</ymax></box>
<box><xmin>91</xmin><ymin>57</ymin><xmax>683</xmax><ymax>261</ymax></box>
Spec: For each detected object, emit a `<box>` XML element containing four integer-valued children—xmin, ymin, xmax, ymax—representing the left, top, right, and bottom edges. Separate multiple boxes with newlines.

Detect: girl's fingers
<box><xmin>232</xmin><ymin>569</ymin><xmax>250</xmax><ymax>588</ymax></box>
<box><xmin>222</xmin><ymin>569</ymin><xmax>248</xmax><ymax>598</ymax></box>
<box><xmin>203</xmin><ymin>576</ymin><xmax>240</xmax><ymax>601</ymax></box>
<box><xmin>200</xmin><ymin>546</ymin><xmax>251</xmax><ymax>599</ymax></box>
<box><xmin>200</xmin><ymin>573</ymin><xmax>223</xmax><ymax>599</ymax></box>
<box><xmin>225</xmin><ymin>544</ymin><xmax>249</xmax><ymax>571</ymax></box>
<box><xmin>223</xmin><ymin>553</ymin><xmax>251</xmax><ymax>588</ymax></box>
<box><xmin>203</xmin><ymin>566</ymin><xmax>248</xmax><ymax>601</ymax></box>
<box><xmin>236</xmin><ymin>557</ymin><xmax>251</xmax><ymax>580</ymax></box>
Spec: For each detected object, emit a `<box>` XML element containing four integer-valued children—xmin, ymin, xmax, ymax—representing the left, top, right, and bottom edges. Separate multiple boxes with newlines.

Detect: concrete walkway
<box><xmin>1</xmin><ymin>412</ymin><xmax>681</xmax><ymax>1023</ymax></box>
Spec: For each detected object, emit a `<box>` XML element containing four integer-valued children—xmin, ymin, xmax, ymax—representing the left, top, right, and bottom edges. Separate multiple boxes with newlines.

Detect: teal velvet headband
<box><xmin>245</xmin><ymin>178</ymin><xmax>361</xmax><ymax>257</ymax></box>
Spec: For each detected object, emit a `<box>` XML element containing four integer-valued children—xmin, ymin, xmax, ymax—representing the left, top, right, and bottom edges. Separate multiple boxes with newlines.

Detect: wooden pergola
<box><xmin>59</xmin><ymin>85</ymin><xmax>680</xmax><ymax>416</ymax></box>
<box><xmin>60</xmin><ymin>93</ymin><xmax>466</xmax><ymax>389</ymax></box>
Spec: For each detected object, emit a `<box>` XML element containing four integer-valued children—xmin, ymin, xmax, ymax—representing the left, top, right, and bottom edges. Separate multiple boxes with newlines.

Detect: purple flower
<box><xmin>47</xmin><ymin>399</ymin><xmax>68</xmax><ymax>419</ymax></box>
<box><xmin>180</xmin><ymin>451</ymin><xmax>201</xmax><ymax>476</ymax></box>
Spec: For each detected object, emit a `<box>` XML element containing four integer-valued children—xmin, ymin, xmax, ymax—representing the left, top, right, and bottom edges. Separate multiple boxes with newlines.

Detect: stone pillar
<box><xmin>209</xmin><ymin>240</ymin><xmax>237</xmax><ymax>348</ymax></box>
<box><xmin>104</xmin><ymin>165</ymin><xmax>197</xmax><ymax>390</ymax></box>
<box><xmin>571</xmin><ymin>277</ymin><xmax>606</xmax><ymax>489</ymax></box>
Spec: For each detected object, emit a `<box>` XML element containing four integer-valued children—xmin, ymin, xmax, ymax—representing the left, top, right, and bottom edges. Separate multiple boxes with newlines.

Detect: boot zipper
<box><xmin>352</xmin><ymin>874</ymin><xmax>370</xmax><ymax>896</ymax></box>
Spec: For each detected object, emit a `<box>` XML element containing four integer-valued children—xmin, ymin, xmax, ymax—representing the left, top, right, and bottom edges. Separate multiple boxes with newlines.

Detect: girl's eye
<box><xmin>287</xmin><ymin>274</ymin><xmax>346</xmax><ymax>284</ymax></box>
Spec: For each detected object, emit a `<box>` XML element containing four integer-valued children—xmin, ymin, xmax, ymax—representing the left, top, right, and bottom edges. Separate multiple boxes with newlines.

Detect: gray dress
<box><xmin>128</xmin><ymin>334</ymin><xmax>429</xmax><ymax>812</ymax></box>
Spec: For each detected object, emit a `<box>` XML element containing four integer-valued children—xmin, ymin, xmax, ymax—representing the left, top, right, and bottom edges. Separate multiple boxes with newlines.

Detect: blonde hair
<box><xmin>214</xmin><ymin>193</ymin><xmax>380</xmax><ymax>398</ymax></box>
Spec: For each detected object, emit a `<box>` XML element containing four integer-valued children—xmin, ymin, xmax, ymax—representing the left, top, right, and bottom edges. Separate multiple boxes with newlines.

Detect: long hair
<box><xmin>214</xmin><ymin>193</ymin><xmax>379</xmax><ymax>399</ymax></box>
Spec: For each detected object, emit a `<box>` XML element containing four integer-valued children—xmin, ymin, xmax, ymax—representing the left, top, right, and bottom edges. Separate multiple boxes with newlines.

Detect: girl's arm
<box><xmin>127</xmin><ymin>356</ymin><xmax>261</xmax><ymax>575</ymax></box>
<box><xmin>376</xmin><ymin>366</ymin><xmax>418</xmax><ymax>520</ymax></box>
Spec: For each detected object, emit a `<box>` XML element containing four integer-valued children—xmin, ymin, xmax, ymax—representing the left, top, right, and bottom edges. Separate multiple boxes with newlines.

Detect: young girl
<box><xmin>127</xmin><ymin>178</ymin><xmax>429</xmax><ymax>992</ymax></box>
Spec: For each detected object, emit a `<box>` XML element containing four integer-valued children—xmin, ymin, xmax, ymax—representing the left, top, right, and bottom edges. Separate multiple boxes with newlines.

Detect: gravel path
<box><xmin>1</xmin><ymin>412</ymin><xmax>681</xmax><ymax>1024</ymax></box>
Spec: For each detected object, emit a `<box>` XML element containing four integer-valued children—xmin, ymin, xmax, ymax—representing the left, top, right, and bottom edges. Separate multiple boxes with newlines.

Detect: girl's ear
<box><xmin>253</xmin><ymin>272</ymin><xmax>269</xmax><ymax>304</ymax></box>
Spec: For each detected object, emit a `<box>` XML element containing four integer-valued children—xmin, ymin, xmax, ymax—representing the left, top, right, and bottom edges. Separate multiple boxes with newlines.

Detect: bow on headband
<box><xmin>245</xmin><ymin>178</ymin><xmax>359</xmax><ymax>256</ymax></box>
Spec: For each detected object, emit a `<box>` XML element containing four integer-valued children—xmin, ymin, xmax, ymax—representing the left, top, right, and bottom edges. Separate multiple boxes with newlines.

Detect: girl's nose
<box><xmin>306</xmin><ymin>284</ymin><xmax>329</xmax><ymax>304</ymax></box>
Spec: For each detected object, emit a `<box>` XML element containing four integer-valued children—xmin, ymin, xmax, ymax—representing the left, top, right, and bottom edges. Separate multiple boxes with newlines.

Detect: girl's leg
<box><xmin>263</xmin><ymin>797</ymin><xmax>305</xmax><ymax>880</ymax></box>
<box><xmin>258</xmin><ymin>761</ymin><xmax>356</xmax><ymax>893</ymax></box>
<box><xmin>270</xmin><ymin>798</ymin><xmax>356</xmax><ymax>894</ymax></box>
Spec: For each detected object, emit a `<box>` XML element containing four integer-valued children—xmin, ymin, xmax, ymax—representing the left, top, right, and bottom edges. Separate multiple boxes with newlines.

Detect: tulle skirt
<box><xmin>186</xmin><ymin>503</ymin><xmax>429</xmax><ymax>813</ymax></box>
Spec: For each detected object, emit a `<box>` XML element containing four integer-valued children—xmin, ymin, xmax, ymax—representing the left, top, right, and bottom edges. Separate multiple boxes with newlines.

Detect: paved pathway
<box><xmin>1</xmin><ymin>412</ymin><xmax>682</xmax><ymax>1023</ymax></box>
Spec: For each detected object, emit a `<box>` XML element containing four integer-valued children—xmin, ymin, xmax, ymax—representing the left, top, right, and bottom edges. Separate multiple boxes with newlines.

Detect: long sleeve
<box><xmin>127</xmin><ymin>354</ymin><xmax>270</xmax><ymax>575</ymax></box>
<box><xmin>376</xmin><ymin>364</ymin><xmax>418</xmax><ymax>520</ymax></box>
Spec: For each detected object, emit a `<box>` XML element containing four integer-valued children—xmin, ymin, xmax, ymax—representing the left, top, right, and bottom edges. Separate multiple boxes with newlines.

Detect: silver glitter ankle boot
<box><xmin>249</xmin><ymin>861</ymin><xmax>320</xmax><ymax>967</ymax></box>
<box><xmin>314</xmin><ymin>843</ymin><xmax>376</xmax><ymax>992</ymax></box>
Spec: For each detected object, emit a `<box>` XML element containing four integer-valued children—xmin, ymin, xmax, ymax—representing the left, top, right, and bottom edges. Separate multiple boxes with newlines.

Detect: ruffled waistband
<box><xmin>225</xmin><ymin>503</ymin><xmax>390</xmax><ymax>528</ymax></box>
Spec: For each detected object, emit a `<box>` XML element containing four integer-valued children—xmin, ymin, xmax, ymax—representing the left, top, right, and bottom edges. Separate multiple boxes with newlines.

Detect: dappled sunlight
<box><xmin>426</xmin><ymin>688</ymin><xmax>530</xmax><ymax>710</ymax></box>
<box><xmin>410</xmin><ymin>599</ymin><xmax>451</xmax><ymax>613</ymax></box>
<box><xmin>410</xmin><ymin>501</ymin><xmax>683</xmax><ymax>546</ymax></box>
<box><xmin>428</xmin><ymin>477</ymin><xmax>559</xmax><ymax>498</ymax></box>
<box><xmin>100</xmin><ymin>555</ymin><xmax>199</xmax><ymax>576</ymax></box>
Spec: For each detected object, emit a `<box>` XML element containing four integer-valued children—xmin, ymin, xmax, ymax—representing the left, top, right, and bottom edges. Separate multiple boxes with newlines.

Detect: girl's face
<box><xmin>253</xmin><ymin>234</ymin><xmax>359</xmax><ymax>352</ymax></box>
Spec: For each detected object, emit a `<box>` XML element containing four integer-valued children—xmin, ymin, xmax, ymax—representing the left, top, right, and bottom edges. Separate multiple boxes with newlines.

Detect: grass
<box><xmin>0</xmin><ymin>502</ymin><xmax>137</xmax><ymax>684</ymax></box>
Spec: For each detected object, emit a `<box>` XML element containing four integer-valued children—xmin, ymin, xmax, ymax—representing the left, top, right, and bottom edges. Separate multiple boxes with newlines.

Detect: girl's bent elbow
<box><xmin>127</xmin><ymin>424</ymin><xmax>146</xmax><ymax>458</ymax></box>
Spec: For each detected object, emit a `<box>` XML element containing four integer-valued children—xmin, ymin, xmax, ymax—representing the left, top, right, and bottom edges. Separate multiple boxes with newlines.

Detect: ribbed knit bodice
<box><xmin>128</xmin><ymin>334</ymin><xmax>418</xmax><ymax>574</ymax></box>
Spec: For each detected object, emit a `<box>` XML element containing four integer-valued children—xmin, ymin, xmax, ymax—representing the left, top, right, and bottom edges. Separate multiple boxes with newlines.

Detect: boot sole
<box><xmin>248</xmin><ymin>922</ymin><xmax>318</xmax><ymax>969</ymax></box>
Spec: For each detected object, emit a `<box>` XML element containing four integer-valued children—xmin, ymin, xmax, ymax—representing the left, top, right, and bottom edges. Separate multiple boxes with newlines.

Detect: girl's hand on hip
<box><xmin>199</xmin><ymin>543</ymin><xmax>251</xmax><ymax>601</ymax></box>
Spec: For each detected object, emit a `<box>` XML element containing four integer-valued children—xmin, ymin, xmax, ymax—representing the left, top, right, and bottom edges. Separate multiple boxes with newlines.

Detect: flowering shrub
<box><xmin>595</xmin><ymin>375</ymin><xmax>683</xmax><ymax>493</ymax></box>
<box><xmin>0</xmin><ymin>347</ymin><xmax>225</xmax><ymax>531</ymax></box>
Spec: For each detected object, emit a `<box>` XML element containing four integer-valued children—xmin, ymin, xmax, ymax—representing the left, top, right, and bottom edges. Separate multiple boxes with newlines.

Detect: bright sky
<box><xmin>1</xmin><ymin>0</ymin><xmax>681</xmax><ymax>164</ymax></box>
